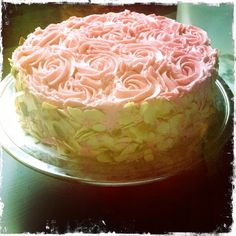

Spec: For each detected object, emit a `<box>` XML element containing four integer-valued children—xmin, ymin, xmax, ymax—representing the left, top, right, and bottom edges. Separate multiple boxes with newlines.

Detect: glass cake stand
<box><xmin>0</xmin><ymin>74</ymin><xmax>233</xmax><ymax>186</ymax></box>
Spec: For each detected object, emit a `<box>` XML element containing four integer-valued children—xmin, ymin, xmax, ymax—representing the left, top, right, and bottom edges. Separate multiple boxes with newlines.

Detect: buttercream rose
<box><xmin>167</xmin><ymin>21</ymin><xmax>185</xmax><ymax>35</ymax></box>
<box><xmin>163</xmin><ymin>37</ymin><xmax>187</xmax><ymax>53</ymax></box>
<box><xmin>76</xmin><ymin>52</ymin><xmax>119</xmax><ymax>81</ymax></box>
<box><xmin>114</xmin><ymin>70</ymin><xmax>160</xmax><ymax>102</ymax></box>
<box><xmin>78</xmin><ymin>38</ymin><xmax>114</xmax><ymax>54</ymax></box>
<box><xmin>110</xmin><ymin>10</ymin><xmax>141</xmax><ymax>25</ymax></box>
<box><xmin>83</xmin><ymin>14</ymin><xmax>107</xmax><ymax>24</ymax></box>
<box><xmin>31</xmin><ymin>47</ymin><xmax>76</xmax><ymax>88</ymax></box>
<box><xmin>102</xmin><ymin>25</ymin><xmax>137</xmax><ymax>44</ymax></box>
<box><xmin>165</xmin><ymin>51</ymin><xmax>206</xmax><ymax>86</ymax></box>
<box><xmin>193</xmin><ymin>45</ymin><xmax>217</xmax><ymax>69</ymax></box>
<box><xmin>120</xmin><ymin>43</ymin><xmax>163</xmax><ymax>72</ymax></box>
<box><xmin>104</xmin><ymin>12</ymin><xmax>159</xmax><ymax>42</ymax></box>
<box><xmin>128</xmin><ymin>19</ymin><xmax>159</xmax><ymax>38</ymax></box>
<box><xmin>57</xmin><ymin>77</ymin><xmax>100</xmax><ymax>106</ymax></box>
<box><xmin>62</xmin><ymin>30</ymin><xmax>83</xmax><ymax>51</ymax></box>
<box><xmin>84</xmin><ymin>22</ymin><xmax>112</xmax><ymax>38</ymax></box>
<box><xmin>24</xmin><ymin>24</ymin><xmax>66</xmax><ymax>47</ymax></box>
<box><xmin>153</xmin><ymin>16</ymin><xmax>175</xmax><ymax>31</ymax></box>
<box><xmin>64</xmin><ymin>16</ymin><xmax>85</xmax><ymax>30</ymax></box>
<box><xmin>139</xmin><ymin>29</ymin><xmax>174</xmax><ymax>43</ymax></box>
<box><xmin>12</xmin><ymin>46</ymin><xmax>46</xmax><ymax>73</ymax></box>
<box><xmin>181</xmin><ymin>25</ymin><xmax>208</xmax><ymax>46</ymax></box>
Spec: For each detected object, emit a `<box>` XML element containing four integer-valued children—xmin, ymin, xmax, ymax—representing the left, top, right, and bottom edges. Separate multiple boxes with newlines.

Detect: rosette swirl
<box><xmin>76</xmin><ymin>52</ymin><xmax>120</xmax><ymax>80</ymax></box>
<box><xmin>114</xmin><ymin>71</ymin><xmax>160</xmax><ymax>102</ymax></box>
<box><xmin>58</xmin><ymin>77</ymin><xmax>101</xmax><ymax>106</ymax></box>
<box><xmin>181</xmin><ymin>25</ymin><xmax>209</xmax><ymax>46</ymax></box>
<box><xmin>62</xmin><ymin>30</ymin><xmax>83</xmax><ymax>51</ymax></box>
<box><xmin>24</xmin><ymin>24</ymin><xmax>67</xmax><ymax>47</ymax></box>
<box><xmin>159</xmin><ymin>50</ymin><xmax>206</xmax><ymax>88</ymax></box>
<box><xmin>120</xmin><ymin>43</ymin><xmax>163</xmax><ymax>73</ymax></box>
<box><xmin>29</xmin><ymin>47</ymin><xmax>76</xmax><ymax>89</ymax></box>
<box><xmin>12</xmin><ymin>46</ymin><xmax>46</xmax><ymax>73</ymax></box>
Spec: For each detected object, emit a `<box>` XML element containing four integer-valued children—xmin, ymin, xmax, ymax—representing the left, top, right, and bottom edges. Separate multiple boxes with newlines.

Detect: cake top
<box><xmin>12</xmin><ymin>10</ymin><xmax>217</xmax><ymax>108</ymax></box>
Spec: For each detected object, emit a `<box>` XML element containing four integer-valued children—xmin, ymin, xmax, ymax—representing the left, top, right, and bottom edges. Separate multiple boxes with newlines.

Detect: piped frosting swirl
<box><xmin>12</xmin><ymin>10</ymin><xmax>217</xmax><ymax>107</ymax></box>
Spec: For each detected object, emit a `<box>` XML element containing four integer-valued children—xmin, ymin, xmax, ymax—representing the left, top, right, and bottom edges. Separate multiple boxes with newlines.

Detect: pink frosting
<box><xmin>12</xmin><ymin>10</ymin><xmax>217</xmax><ymax>107</ymax></box>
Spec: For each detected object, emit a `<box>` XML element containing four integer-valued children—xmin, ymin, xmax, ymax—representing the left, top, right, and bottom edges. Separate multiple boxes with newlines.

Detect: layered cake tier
<box><xmin>11</xmin><ymin>10</ymin><xmax>218</xmax><ymax>181</ymax></box>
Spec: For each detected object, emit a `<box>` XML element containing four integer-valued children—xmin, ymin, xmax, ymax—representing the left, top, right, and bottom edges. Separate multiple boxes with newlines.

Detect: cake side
<box><xmin>12</xmin><ymin>70</ymin><xmax>217</xmax><ymax>180</ymax></box>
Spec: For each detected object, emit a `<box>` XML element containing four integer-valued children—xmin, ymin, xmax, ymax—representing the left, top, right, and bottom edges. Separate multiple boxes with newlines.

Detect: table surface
<box><xmin>0</xmin><ymin>3</ymin><xmax>234</xmax><ymax>234</ymax></box>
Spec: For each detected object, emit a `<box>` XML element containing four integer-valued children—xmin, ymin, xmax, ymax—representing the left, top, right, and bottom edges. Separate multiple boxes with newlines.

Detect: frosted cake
<box><xmin>11</xmin><ymin>10</ymin><xmax>218</xmax><ymax>181</ymax></box>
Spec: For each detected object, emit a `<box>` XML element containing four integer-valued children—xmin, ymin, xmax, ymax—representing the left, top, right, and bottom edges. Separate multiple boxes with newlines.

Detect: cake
<box><xmin>10</xmin><ymin>10</ymin><xmax>218</xmax><ymax>182</ymax></box>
